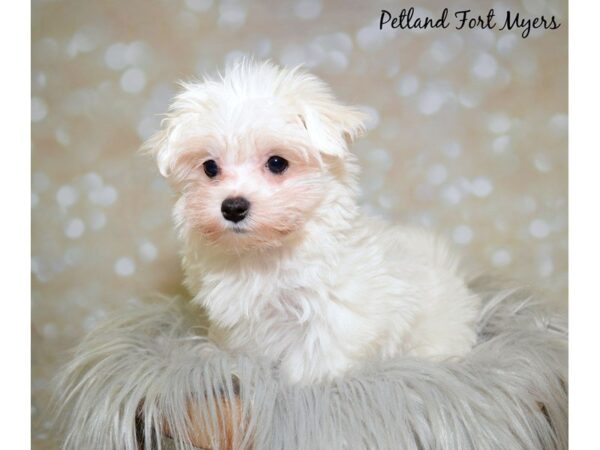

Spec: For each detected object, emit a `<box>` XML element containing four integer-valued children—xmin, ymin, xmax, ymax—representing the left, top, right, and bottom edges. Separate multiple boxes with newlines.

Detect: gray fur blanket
<box><xmin>55</xmin><ymin>278</ymin><xmax>567</xmax><ymax>450</ymax></box>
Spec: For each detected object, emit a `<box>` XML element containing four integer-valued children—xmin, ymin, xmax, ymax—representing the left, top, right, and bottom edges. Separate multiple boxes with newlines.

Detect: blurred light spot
<box><xmin>31</xmin><ymin>97</ymin><xmax>48</xmax><ymax>122</ymax></box>
<box><xmin>137</xmin><ymin>116</ymin><xmax>159</xmax><ymax>140</ymax></box>
<box><xmin>418</xmin><ymin>89</ymin><xmax>444</xmax><ymax>115</ymax></box>
<box><xmin>427</xmin><ymin>164</ymin><xmax>447</xmax><ymax>185</ymax></box>
<box><xmin>496</xmin><ymin>34</ymin><xmax>518</xmax><ymax>55</ymax></box>
<box><xmin>441</xmin><ymin>141</ymin><xmax>462</xmax><ymax>158</ymax></box>
<box><xmin>89</xmin><ymin>185</ymin><xmax>118</xmax><ymax>206</ymax></box>
<box><xmin>33</xmin><ymin>172</ymin><xmax>50</xmax><ymax>192</ymax></box>
<box><xmin>494</xmin><ymin>218</ymin><xmax>509</xmax><ymax>232</ymax></box>
<box><xmin>492</xmin><ymin>248</ymin><xmax>512</xmax><ymax>267</ymax></box>
<box><xmin>218</xmin><ymin>2</ymin><xmax>247</xmax><ymax>28</ymax></box>
<box><xmin>254</xmin><ymin>38</ymin><xmax>272</xmax><ymax>57</ymax></box>
<box><xmin>514</xmin><ymin>53</ymin><xmax>538</xmax><ymax>79</ymax></box>
<box><xmin>177</xmin><ymin>11</ymin><xmax>198</xmax><ymax>29</ymax></box>
<box><xmin>55</xmin><ymin>127</ymin><xmax>70</xmax><ymax>146</ymax></box>
<box><xmin>138</xmin><ymin>241</ymin><xmax>158</xmax><ymax>262</ymax></box>
<box><xmin>356</xmin><ymin>25</ymin><xmax>385</xmax><ymax>51</ymax></box>
<box><xmin>395</xmin><ymin>74</ymin><xmax>419</xmax><ymax>97</ymax></box>
<box><xmin>386</xmin><ymin>62</ymin><xmax>400</xmax><ymax>78</ymax></box>
<box><xmin>322</xmin><ymin>50</ymin><xmax>348</xmax><ymax>73</ymax></box>
<box><xmin>84</xmin><ymin>310</ymin><xmax>107</xmax><ymax>332</ymax></box>
<box><xmin>523</xmin><ymin>0</ymin><xmax>548</xmax><ymax>16</ymax></box>
<box><xmin>429</xmin><ymin>35</ymin><xmax>463</xmax><ymax>64</ymax></box>
<box><xmin>104</xmin><ymin>43</ymin><xmax>128</xmax><ymax>70</ymax></box>
<box><xmin>471</xmin><ymin>53</ymin><xmax>498</xmax><ymax>80</ymax></box>
<box><xmin>34</xmin><ymin>38</ymin><xmax>59</xmax><ymax>63</ymax></box>
<box><xmin>519</xmin><ymin>196</ymin><xmax>537</xmax><ymax>214</ymax></box>
<box><xmin>125</xmin><ymin>41</ymin><xmax>152</xmax><ymax>66</ymax></box>
<box><xmin>362</xmin><ymin>176</ymin><xmax>384</xmax><ymax>194</ymax></box>
<box><xmin>416</xmin><ymin>211</ymin><xmax>434</xmax><ymax>227</ymax></box>
<box><xmin>88</xmin><ymin>210</ymin><xmax>107</xmax><ymax>230</ymax></box>
<box><xmin>496</xmin><ymin>68</ymin><xmax>512</xmax><ymax>87</ymax></box>
<box><xmin>530</xmin><ymin>219</ymin><xmax>550</xmax><ymax>239</ymax></box>
<box><xmin>67</xmin><ymin>30</ymin><xmax>98</xmax><ymax>58</ymax></box>
<box><xmin>452</xmin><ymin>225</ymin><xmax>473</xmax><ymax>245</ymax></box>
<box><xmin>378</xmin><ymin>193</ymin><xmax>394</xmax><ymax>210</ymax></box>
<box><xmin>487</xmin><ymin>113</ymin><xmax>511</xmax><ymax>134</ymax></box>
<box><xmin>366</xmin><ymin>148</ymin><xmax>391</xmax><ymax>169</ymax></box>
<box><xmin>31</xmin><ymin>256</ymin><xmax>49</xmax><ymax>282</ymax></box>
<box><xmin>31</xmin><ymin>193</ymin><xmax>39</xmax><ymax>208</ymax></box>
<box><xmin>65</xmin><ymin>218</ymin><xmax>85</xmax><ymax>239</ymax></box>
<box><xmin>185</xmin><ymin>0</ymin><xmax>213</xmax><ymax>12</ymax></box>
<box><xmin>473</xmin><ymin>28</ymin><xmax>496</xmax><ymax>48</ymax></box>
<box><xmin>280</xmin><ymin>44</ymin><xmax>306</xmax><ymax>67</ymax></box>
<box><xmin>415</xmin><ymin>183</ymin><xmax>435</xmax><ymax>201</ymax></box>
<box><xmin>56</xmin><ymin>185</ymin><xmax>79</xmax><ymax>208</ymax></box>
<box><xmin>538</xmin><ymin>259</ymin><xmax>554</xmax><ymax>277</ymax></box>
<box><xmin>294</xmin><ymin>0</ymin><xmax>322</xmax><ymax>19</ymax></box>
<box><xmin>42</xmin><ymin>323</ymin><xmax>58</xmax><ymax>339</ymax></box>
<box><xmin>317</xmin><ymin>32</ymin><xmax>353</xmax><ymax>54</ymax></box>
<box><xmin>33</xmin><ymin>71</ymin><xmax>47</xmax><ymax>89</ymax></box>
<box><xmin>441</xmin><ymin>185</ymin><xmax>462</xmax><ymax>204</ymax></box>
<box><xmin>492</xmin><ymin>135</ymin><xmax>511</xmax><ymax>154</ymax></box>
<box><xmin>82</xmin><ymin>172</ymin><xmax>103</xmax><ymax>190</ymax></box>
<box><xmin>472</xmin><ymin>177</ymin><xmax>493</xmax><ymax>197</ymax></box>
<box><xmin>63</xmin><ymin>247</ymin><xmax>84</xmax><ymax>266</ymax></box>
<box><xmin>458</xmin><ymin>87</ymin><xmax>482</xmax><ymax>108</ymax></box>
<box><xmin>549</xmin><ymin>113</ymin><xmax>568</xmax><ymax>137</ymax></box>
<box><xmin>120</xmin><ymin>68</ymin><xmax>146</xmax><ymax>94</ymax></box>
<box><xmin>534</xmin><ymin>152</ymin><xmax>552</xmax><ymax>172</ymax></box>
<box><xmin>114</xmin><ymin>257</ymin><xmax>136</xmax><ymax>277</ymax></box>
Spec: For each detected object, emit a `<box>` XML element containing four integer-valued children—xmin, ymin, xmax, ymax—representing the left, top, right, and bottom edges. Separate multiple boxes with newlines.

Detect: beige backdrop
<box><xmin>32</xmin><ymin>0</ymin><xmax>567</xmax><ymax>447</ymax></box>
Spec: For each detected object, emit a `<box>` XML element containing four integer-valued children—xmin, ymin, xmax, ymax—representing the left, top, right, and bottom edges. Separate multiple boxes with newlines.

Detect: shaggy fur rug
<box><xmin>54</xmin><ymin>277</ymin><xmax>567</xmax><ymax>450</ymax></box>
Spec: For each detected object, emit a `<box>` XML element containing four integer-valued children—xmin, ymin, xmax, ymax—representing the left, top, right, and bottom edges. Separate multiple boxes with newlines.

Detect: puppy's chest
<box><xmin>199</xmin><ymin>261</ymin><xmax>331</xmax><ymax>326</ymax></box>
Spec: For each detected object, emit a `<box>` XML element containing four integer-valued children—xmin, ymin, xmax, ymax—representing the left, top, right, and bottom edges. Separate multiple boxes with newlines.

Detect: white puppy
<box><xmin>144</xmin><ymin>61</ymin><xmax>480</xmax><ymax>385</ymax></box>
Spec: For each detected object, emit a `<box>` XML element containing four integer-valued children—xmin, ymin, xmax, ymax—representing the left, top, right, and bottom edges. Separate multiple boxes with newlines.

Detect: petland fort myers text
<box><xmin>380</xmin><ymin>7</ymin><xmax>561</xmax><ymax>38</ymax></box>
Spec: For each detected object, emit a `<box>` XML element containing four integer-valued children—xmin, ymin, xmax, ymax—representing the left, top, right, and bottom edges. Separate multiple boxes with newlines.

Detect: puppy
<box><xmin>144</xmin><ymin>61</ymin><xmax>480</xmax><ymax>385</ymax></box>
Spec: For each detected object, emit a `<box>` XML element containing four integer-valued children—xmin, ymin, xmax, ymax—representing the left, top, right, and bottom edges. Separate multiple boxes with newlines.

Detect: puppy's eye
<box><xmin>266</xmin><ymin>155</ymin><xmax>289</xmax><ymax>174</ymax></box>
<box><xmin>203</xmin><ymin>159</ymin><xmax>219</xmax><ymax>178</ymax></box>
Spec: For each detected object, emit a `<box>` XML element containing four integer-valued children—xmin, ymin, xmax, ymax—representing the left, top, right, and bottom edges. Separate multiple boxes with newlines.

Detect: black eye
<box><xmin>266</xmin><ymin>155</ymin><xmax>289</xmax><ymax>174</ymax></box>
<box><xmin>203</xmin><ymin>159</ymin><xmax>219</xmax><ymax>178</ymax></box>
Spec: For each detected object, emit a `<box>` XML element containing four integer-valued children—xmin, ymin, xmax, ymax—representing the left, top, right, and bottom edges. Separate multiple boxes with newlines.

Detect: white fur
<box><xmin>143</xmin><ymin>60</ymin><xmax>481</xmax><ymax>385</ymax></box>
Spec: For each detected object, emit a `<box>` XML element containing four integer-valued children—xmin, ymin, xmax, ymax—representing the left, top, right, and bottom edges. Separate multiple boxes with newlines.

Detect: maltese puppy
<box><xmin>144</xmin><ymin>61</ymin><xmax>480</xmax><ymax>385</ymax></box>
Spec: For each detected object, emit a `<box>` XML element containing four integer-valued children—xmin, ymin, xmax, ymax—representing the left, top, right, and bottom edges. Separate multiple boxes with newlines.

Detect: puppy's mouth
<box><xmin>230</xmin><ymin>225</ymin><xmax>249</xmax><ymax>234</ymax></box>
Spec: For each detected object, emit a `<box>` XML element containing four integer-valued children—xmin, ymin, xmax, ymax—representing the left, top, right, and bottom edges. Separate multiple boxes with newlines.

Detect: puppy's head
<box><xmin>143</xmin><ymin>61</ymin><xmax>366</xmax><ymax>251</ymax></box>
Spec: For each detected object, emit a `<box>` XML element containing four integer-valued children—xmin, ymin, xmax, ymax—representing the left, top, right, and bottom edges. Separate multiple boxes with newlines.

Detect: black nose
<box><xmin>221</xmin><ymin>197</ymin><xmax>250</xmax><ymax>223</ymax></box>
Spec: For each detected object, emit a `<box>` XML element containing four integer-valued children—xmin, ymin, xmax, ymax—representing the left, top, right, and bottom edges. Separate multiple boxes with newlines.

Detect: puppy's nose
<box><xmin>221</xmin><ymin>197</ymin><xmax>250</xmax><ymax>223</ymax></box>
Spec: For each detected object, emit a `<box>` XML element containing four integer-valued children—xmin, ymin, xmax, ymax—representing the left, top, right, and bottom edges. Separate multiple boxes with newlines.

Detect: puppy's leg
<box><xmin>404</xmin><ymin>292</ymin><xmax>479</xmax><ymax>359</ymax></box>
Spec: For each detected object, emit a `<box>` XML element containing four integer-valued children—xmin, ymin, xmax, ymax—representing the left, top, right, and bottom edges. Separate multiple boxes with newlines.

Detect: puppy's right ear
<box><xmin>140</xmin><ymin>119</ymin><xmax>174</xmax><ymax>178</ymax></box>
<box><xmin>140</xmin><ymin>81</ymin><xmax>212</xmax><ymax>182</ymax></box>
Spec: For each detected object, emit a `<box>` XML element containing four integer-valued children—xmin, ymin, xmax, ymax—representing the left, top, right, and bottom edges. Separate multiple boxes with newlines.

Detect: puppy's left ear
<box><xmin>298</xmin><ymin>96</ymin><xmax>367</xmax><ymax>159</ymax></box>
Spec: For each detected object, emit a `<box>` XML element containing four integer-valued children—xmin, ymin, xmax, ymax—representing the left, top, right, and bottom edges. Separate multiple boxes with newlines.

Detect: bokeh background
<box><xmin>31</xmin><ymin>0</ymin><xmax>567</xmax><ymax>447</ymax></box>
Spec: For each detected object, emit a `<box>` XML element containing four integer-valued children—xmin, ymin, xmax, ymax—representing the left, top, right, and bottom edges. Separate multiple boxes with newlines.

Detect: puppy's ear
<box><xmin>140</xmin><ymin>82</ymin><xmax>208</xmax><ymax>179</ymax></box>
<box><xmin>298</xmin><ymin>91</ymin><xmax>367</xmax><ymax>159</ymax></box>
<box><xmin>140</xmin><ymin>119</ymin><xmax>173</xmax><ymax>178</ymax></box>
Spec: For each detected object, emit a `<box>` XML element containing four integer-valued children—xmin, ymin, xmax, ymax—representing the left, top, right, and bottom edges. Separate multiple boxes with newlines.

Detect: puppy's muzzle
<box><xmin>221</xmin><ymin>197</ymin><xmax>250</xmax><ymax>223</ymax></box>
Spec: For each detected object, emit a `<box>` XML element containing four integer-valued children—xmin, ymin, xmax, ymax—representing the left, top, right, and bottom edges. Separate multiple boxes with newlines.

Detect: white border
<box><xmin>0</xmin><ymin>0</ymin><xmax>31</xmax><ymax>448</ymax></box>
<box><xmin>14</xmin><ymin>0</ymin><xmax>594</xmax><ymax>448</ymax></box>
<box><xmin>570</xmin><ymin>0</ymin><xmax>600</xmax><ymax>448</ymax></box>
